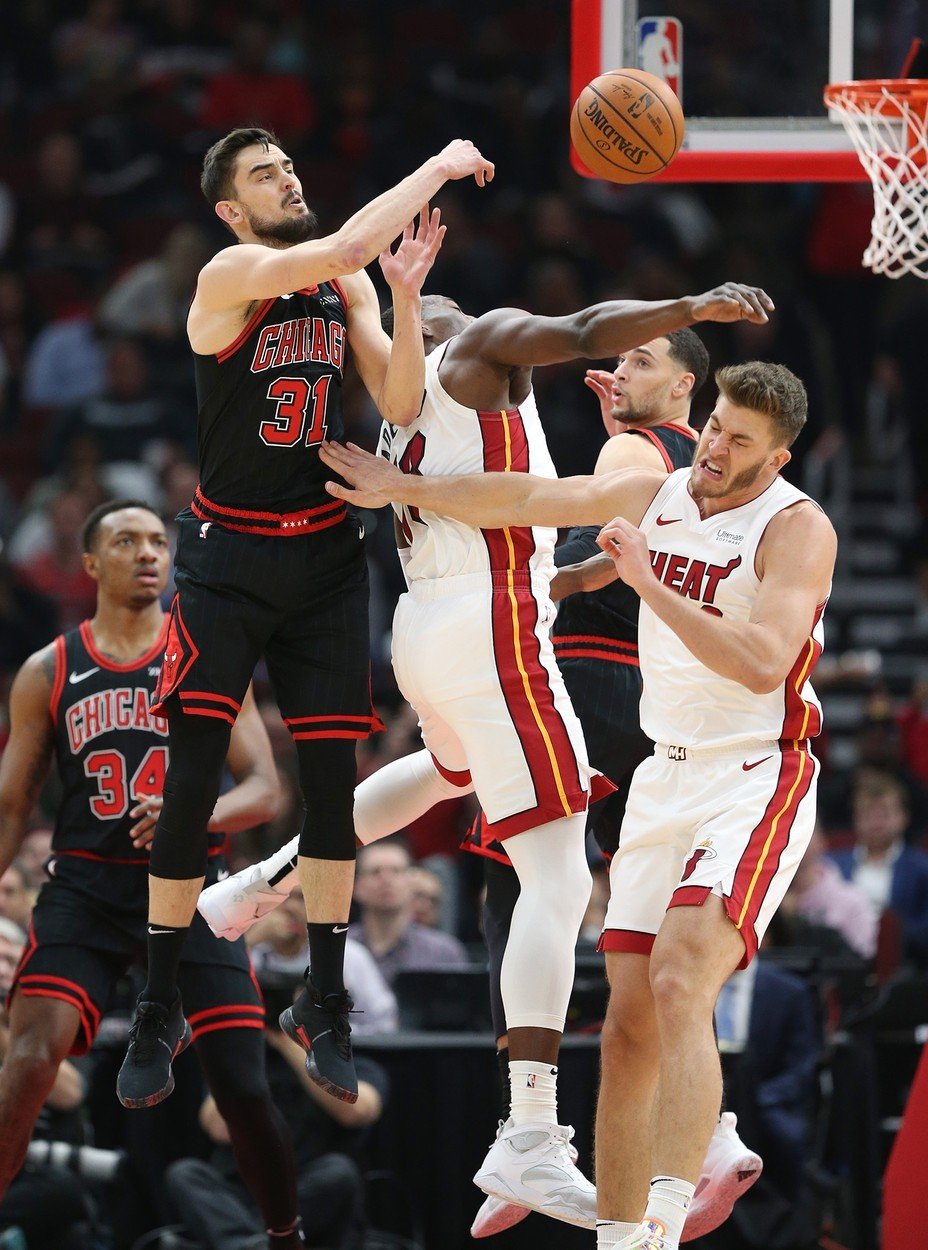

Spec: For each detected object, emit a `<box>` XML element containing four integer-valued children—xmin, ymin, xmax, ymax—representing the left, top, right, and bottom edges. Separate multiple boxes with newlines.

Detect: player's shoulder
<box><xmin>9</xmin><ymin>638</ymin><xmax>61</xmax><ymax>710</ymax></box>
<box><xmin>453</xmin><ymin>306</ymin><xmax>531</xmax><ymax>350</ymax></box>
<box><xmin>761</xmin><ymin>495</ymin><xmax>837</xmax><ymax>567</ymax></box>
<box><xmin>595</xmin><ymin>429</ymin><xmax>670</xmax><ymax>474</ymax></box>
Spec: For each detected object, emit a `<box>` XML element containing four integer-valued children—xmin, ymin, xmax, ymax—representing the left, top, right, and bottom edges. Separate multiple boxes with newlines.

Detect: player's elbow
<box><xmin>744</xmin><ymin>661</ymin><xmax>788</xmax><ymax>695</ymax></box>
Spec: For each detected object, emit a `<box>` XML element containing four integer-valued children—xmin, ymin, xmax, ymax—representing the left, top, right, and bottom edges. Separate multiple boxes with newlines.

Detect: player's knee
<box><xmin>649</xmin><ymin>941</ymin><xmax>711</xmax><ymax>1021</ymax></box>
<box><xmin>601</xmin><ymin>985</ymin><xmax>657</xmax><ymax>1060</ymax></box>
<box><xmin>1</xmin><ymin>1028</ymin><xmax>69</xmax><ymax>1097</ymax></box>
<box><xmin>296</xmin><ymin>739</ymin><xmax>357</xmax><ymax>860</ymax></box>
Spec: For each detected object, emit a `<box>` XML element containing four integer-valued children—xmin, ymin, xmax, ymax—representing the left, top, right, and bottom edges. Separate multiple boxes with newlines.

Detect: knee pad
<box><xmin>296</xmin><ymin>739</ymin><xmax>358</xmax><ymax>861</ymax></box>
<box><xmin>148</xmin><ymin>706</ymin><xmax>232</xmax><ymax>880</ymax></box>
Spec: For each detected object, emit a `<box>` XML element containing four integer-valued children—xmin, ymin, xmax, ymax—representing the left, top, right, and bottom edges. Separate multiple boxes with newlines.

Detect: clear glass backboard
<box><xmin>571</xmin><ymin>0</ymin><xmax>928</xmax><ymax>180</ymax></box>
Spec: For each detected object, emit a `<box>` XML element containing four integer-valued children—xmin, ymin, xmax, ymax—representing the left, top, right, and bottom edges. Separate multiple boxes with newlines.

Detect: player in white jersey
<box><xmin>319</xmin><ymin>357</ymin><xmax>836</xmax><ymax>1250</ymax></box>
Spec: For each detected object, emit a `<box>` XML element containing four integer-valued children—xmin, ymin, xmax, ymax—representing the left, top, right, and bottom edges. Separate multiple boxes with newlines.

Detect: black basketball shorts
<box><xmin>152</xmin><ymin>510</ymin><xmax>382</xmax><ymax>743</ymax></box>
<box><xmin>8</xmin><ymin>870</ymin><xmax>263</xmax><ymax>1056</ymax></box>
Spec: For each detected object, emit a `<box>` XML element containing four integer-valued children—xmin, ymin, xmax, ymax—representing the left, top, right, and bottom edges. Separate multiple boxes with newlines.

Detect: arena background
<box><xmin>0</xmin><ymin>3</ymin><xmax>927</xmax><ymax>1249</ymax></box>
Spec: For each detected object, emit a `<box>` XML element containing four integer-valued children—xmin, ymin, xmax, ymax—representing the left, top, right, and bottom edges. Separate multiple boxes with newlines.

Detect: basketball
<box><xmin>570</xmin><ymin>69</ymin><xmax>684</xmax><ymax>183</ymax></box>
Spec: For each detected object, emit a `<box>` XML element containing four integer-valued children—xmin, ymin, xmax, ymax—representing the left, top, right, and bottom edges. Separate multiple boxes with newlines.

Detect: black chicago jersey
<box><xmin>49</xmin><ymin>620</ymin><xmax>225</xmax><ymax>868</ymax></box>
<box><xmin>553</xmin><ymin>423</ymin><xmax>698</xmax><ymax>647</ymax></box>
<box><xmin>193</xmin><ymin>280</ymin><xmax>349</xmax><ymax>514</ymax></box>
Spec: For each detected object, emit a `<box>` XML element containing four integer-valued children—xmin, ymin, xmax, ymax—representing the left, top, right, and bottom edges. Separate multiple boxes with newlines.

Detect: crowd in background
<box><xmin>1</xmin><ymin>2</ymin><xmax>928</xmax><ymax>1248</ymax></box>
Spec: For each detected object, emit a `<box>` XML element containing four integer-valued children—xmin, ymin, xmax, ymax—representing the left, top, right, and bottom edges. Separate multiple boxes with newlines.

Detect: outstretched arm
<box><xmin>194</xmin><ymin>141</ymin><xmax>493</xmax><ymax>311</ymax></box>
<box><xmin>0</xmin><ymin>650</ymin><xmax>55</xmax><ymax>879</ymax></box>
<box><xmin>319</xmin><ymin>439</ymin><xmax>663</xmax><ymax>529</ymax></box>
<box><xmin>455</xmin><ymin>283</ymin><xmax>774</xmax><ymax>368</ymax></box>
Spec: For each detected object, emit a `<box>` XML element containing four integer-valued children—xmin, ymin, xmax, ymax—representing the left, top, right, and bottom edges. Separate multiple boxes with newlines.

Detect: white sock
<box><xmin>508</xmin><ymin>1060</ymin><xmax>558</xmax><ymax>1125</ymax></box>
<box><xmin>596</xmin><ymin>1221</ymin><xmax>638</xmax><ymax>1246</ymax></box>
<box><xmin>643</xmin><ymin>1176</ymin><xmax>696</xmax><ymax>1247</ymax></box>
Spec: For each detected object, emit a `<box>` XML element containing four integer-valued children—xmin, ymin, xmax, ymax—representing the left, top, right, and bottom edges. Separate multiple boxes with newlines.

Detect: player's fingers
<box><xmin>325</xmin><ymin>480</ymin><xmax>350</xmax><ymax>500</ymax></box>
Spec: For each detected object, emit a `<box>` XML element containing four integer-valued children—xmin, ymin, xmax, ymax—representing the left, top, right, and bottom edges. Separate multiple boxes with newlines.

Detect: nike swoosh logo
<box><xmin>148</xmin><ymin>927</ymin><xmax>176</xmax><ymax>935</ymax></box>
<box><xmin>69</xmin><ymin>667</ymin><xmax>100</xmax><ymax>684</ymax></box>
<box><xmin>332</xmin><ymin>925</ymin><xmax>349</xmax><ymax>934</ymax></box>
<box><xmin>742</xmin><ymin>756</ymin><xmax>773</xmax><ymax>771</ymax></box>
<box><xmin>655</xmin><ymin>516</ymin><xmax>681</xmax><ymax>526</ymax></box>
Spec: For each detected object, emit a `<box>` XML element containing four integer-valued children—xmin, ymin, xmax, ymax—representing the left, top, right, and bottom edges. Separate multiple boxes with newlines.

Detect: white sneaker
<box><xmin>682</xmin><ymin>1112</ymin><xmax>763</xmax><ymax>1241</ymax></box>
<box><xmin>470</xmin><ymin>1195</ymin><xmax>530</xmax><ymax>1239</ymax></box>
<box><xmin>473</xmin><ymin>1119</ymin><xmax>596</xmax><ymax>1229</ymax></box>
<box><xmin>197</xmin><ymin>865</ymin><xmax>290</xmax><ymax>940</ymax></box>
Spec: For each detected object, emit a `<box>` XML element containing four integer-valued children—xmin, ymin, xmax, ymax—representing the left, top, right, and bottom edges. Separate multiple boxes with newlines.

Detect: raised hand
<box><xmin>320</xmin><ymin>441</ymin><xmax>407</xmax><ymax>510</ymax></box>
<box><xmin>689</xmin><ymin>282</ymin><xmax>774</xmax><ymax>325</ymax></box>
<box><xmin>379</xmin><ymin>204</ymin><xmax>446</xmax><ymax>297</ymax></box>
<box><xmin>584</xmin><ymin>368</ymin><xmax>629</xmax><ymax>438</ymax></box>
<box><xmin>436</xmin><ymin>139</ymin><xmax>495</xmax><ymax>187</ymax></box>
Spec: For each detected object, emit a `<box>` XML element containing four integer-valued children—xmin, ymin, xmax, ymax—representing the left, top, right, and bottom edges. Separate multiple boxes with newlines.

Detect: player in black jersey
<box><xmin>0</xmin><ymin>500</ymin><xmax>309</xmax><ymax>1249</ymax></box>
<box><xmin>124</xmin><ymin>126</ymin><xmax>494</xmax><ymax>1110</ymax></box>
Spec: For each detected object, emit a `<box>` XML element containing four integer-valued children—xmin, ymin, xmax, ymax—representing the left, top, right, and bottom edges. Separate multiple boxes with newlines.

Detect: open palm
<box><xmin>379</xmin><ymin>204</ymin><xmax>446</xmax><ymax>297</ymax></box>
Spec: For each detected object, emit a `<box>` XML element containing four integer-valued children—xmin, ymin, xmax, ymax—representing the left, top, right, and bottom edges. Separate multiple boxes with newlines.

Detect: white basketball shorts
<box><xmin>600</xmin><ymin>739</ymin><xmax>819</xmax><ymax>966</ymax></box>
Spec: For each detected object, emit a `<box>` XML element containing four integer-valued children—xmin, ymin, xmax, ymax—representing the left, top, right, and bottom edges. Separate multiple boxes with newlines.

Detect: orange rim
<box><xmin>825</xmin><ymin>78</ymin><xmax>928</xmax><ymax>116</ymax></box>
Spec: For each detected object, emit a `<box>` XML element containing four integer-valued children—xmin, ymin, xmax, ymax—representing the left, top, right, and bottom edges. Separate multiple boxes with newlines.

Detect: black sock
<box><xmin>306</xmin><ymin>923</ymin><xmax>347</xmax><ymax>997</ymax></box>
<box><xmin>269</xmin><ymin>855</ymin><xmax>299</xmax><ymax>888</ymax></box>
<box><xmin>496</xmin><ymin>1046</ymin><xmax>511</xmax><ymax>1120</ymax></box>
<box><xmin>143</xmin><ymin>924</ymin><xmax>188</xmax><ymax>1007</ymax></box>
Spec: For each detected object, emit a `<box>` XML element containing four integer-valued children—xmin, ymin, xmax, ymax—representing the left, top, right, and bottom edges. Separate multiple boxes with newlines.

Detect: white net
<box><xmin>824</xmin><ymin>81</ymin><xmax>928</xmax><ymax>279</ymax></box>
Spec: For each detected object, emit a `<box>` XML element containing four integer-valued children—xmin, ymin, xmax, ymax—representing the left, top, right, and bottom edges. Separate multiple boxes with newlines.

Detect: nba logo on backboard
<box><xmin>636</xmin><ymin>17</ymin><xmax>682</xmax><ymax>97</ymax></box>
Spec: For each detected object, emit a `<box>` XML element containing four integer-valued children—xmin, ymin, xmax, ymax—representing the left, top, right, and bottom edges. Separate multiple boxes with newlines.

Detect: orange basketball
<box><xmin>570</xmin><ymin>69</ymin><xmax>684</xmax><ymax>183</ymax></box>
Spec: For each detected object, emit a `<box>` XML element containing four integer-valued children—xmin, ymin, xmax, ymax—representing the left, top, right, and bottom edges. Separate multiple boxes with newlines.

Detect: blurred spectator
<box><xmin>50</xmin><ymin>337</ymin><xmax>182</xmax><ymax>473</ymax></box>
<box><xmin>830</xmin><ymin>773</ymin><xmax>928</xmax><ymax>967</ymax></box>
<box><xmin>98</xmin><ymin>223</ymin><xmax>211</xmax><ymax>342</ymax></box>
<box><xmin>20</xmin><ymin>311</ymin><xmax>106</xmax><ymax>415</ymax></box>
<box><xmin>12</xmin><ymin>490</ymin><xmax>97</xmax><ymax>632</ymax></box>
<box><xmin>408</xmin><ymin>866</ymin><xmax>444</xmax><ymax>929</ymax></box>
<box><xmin>897</xmin><ymin>676</ymin><xmax>928</xmax><ymax>787</ymax></box>
<box><xmin>7</xmin><ymin>438</ymin><xmax>108</xmax><ymax>567</ymax></box>
<box><xmin>14</xmin><ymin>132</ymin><xmax>109</xmax><ymax>285</ymax></box>
<box><xmin>165</xmin><ymin>1019</ymin><xmax>388</xmax><ymax>1250</ymax></box>
<box><xmin>781</xmin><ymin>824</ymin><xmax>878</xmax><ymax>959</ymax></box>
<box><xmin>0</xmin><ymin>553</ymin><xmax>58</xmax><ymax>685</ymax></box>
<box><xmin>714</xmin><ymin>958</ymin><xmax>820</xmax><ymax>1248</ymax></box>
<box><xmin>0</xmin><ymin>920</ymin><xmax>25</xmax><ymax>996</ymax></box>
<box><xmin>53</xmin><ymin>0</ymin><xmax>138</xmax><ymax>96</ymax></box>
<box><xmin>249</xmin><ymin>887</ymin><xmax>398</xmax><ymax>1035</ymax></box>
<box><xmin>17</xmin><ymin>830</ymin><xmax>52</xmax><ymax>892</ymax></box>
<box><xmin>199</xmin><ymin>19</ymin><xmax>317</xmax><ymax>142</ymax></box>
<box><xmin>0</xmin><ymin>864</ymin><xmax>32</xmax><ymax>933</ymax></box>
<box><xmin>352</xmin><ymin>839</ymin><xmax>468</xmax><ymax>984</ymax></box>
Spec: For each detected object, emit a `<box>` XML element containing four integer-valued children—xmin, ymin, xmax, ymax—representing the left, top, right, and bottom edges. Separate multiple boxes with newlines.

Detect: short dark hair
<box><xmin>714</xmin><ymin>361</ymin><xmax>808</xmax><ymax>448</ymax></box>
<box><xmin>381</xmin><ymin>293</ymin><xmax>450</xmax><ymax>339</ymax></box>
<box><xmin>664</xmin><ymin>328</ymin><xmax>709</xmax><ymax>395</ymax></box>
<box><xmin>82</xmin><ymin>499</ymin><xmax>161</xmax><ymax>553</ymax></box>
<box><xmin>200</xmin><ymin>127</ymin><xmax>280</xmax><ymax>206</ymax></box>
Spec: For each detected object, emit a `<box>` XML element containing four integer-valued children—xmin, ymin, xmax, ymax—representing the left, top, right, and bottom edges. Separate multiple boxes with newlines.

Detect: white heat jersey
<box><xmin>637</xmin><ymin>468</ymin><xmax>826</xmax><ymax>749</ymax></box>
<box><xmin>377</xmin><ymin>344</ymin><xmax>558</xmax><ymax>586</ymax></box>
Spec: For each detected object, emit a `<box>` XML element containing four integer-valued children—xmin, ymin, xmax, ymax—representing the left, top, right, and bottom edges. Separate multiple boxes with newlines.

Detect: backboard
<box><xmin>571</xmin><ymin>0</ymin><xmax>924</xmax><ymax>181</ymax></box>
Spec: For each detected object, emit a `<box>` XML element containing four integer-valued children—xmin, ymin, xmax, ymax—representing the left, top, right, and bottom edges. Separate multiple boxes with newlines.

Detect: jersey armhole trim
<box><xmin>215</xmin><ymin>298</ymin><xmax>277</xmax><ymax>362</ymax></box>
<box><xmin>632</xmin><ymin>428</ymin><xmax>675</xmax><ymax>473</ymax></box>
<box><xmin>329</xmin><ymin>277</ymin><xmax>349</xmax><ymax>309</ymax></box>
<box><xmin>49</xmin><ymin>635</ymin><xmax>66</xmax><ymax>721</ymax></box>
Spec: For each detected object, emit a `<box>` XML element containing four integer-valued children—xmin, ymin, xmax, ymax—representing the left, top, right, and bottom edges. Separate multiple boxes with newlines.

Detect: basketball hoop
<box><xmin>824</xmin><ymin>79</ymin><xmax>928</xmax><ymax>278</ymax></box>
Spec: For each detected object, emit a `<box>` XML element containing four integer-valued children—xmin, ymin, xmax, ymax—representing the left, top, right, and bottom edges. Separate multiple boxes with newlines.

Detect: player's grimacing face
<box><xmin>231</xmin><ymin>143</ymin><xmax>318</xmax><ymax>245</ymax></box>
<box><xmin>690</xmin><ymin>398</ymin><xmax>784</xmax><ymax>501</ymax></box>
<box><xmin>86</xmin><ymin>509</ymin><xmax>169</xmax><ymax>605</ymax></box>
<box><xmin>611</xmin><ymin>339</ymin><xmax>681</xmax><ymax>424</ymax></box>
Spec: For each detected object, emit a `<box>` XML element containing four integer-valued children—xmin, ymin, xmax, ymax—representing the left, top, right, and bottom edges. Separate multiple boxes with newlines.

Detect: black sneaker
<box><xmin>116</xmin><ymin>994</ymin><xmax>192</xmax><ymax>1109</ymax></box>
<box><xmin>279</xmin><ymin>983</ymin><xmax>358</xmax><ymax>1103</ymax></box>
